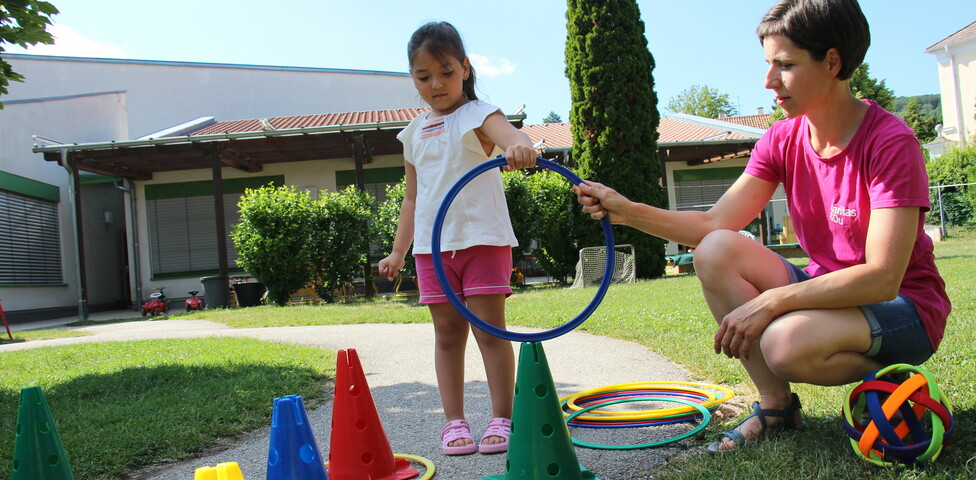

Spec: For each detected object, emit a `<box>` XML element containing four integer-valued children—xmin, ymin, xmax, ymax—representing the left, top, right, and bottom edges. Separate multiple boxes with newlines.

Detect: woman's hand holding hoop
<box><xmin>574</xmin><ymin>181</ymin><xmax>631</xmax><ymax>225</ymax></box>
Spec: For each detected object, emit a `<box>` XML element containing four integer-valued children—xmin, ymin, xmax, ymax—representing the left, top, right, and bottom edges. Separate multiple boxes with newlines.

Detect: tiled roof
<box><xmin>721</xmin><ymin>113</ymin><xmax>773</xmax><ymax>130</ymax></box>
<box><xmin>657</xmin><ymin>118</ymin><xmax>754</xmax><ymax>143</ymax></box>
<box><xmin>522</xmin><ymin>117</ymin><xmax>761</xmax><ymax>151</ymax></box>
<box><xmin>521</xmin><ymin>123</ymin><xmax>574</xmax><ymax>150</ymax></box>
<box><xmin>187</xmin><ymin>108</ymin><xmax>764</xmax><ymax>150</ymax></box>
<box><xmin>190</xmin><ymin>108</ymin><xmax>429</xmax><ymax>136</ymax></box>
<box><xmin>926</xmin><ymin>20</ymin><xmax>976</xmax><ymax>51</ymax></box>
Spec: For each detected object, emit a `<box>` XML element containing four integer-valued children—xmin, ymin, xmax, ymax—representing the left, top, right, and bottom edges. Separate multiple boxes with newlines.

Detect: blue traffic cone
<box><xmin>266</xmin><ymin>395</ymin><xmax>329</xmax><ymax>480</ymax></box>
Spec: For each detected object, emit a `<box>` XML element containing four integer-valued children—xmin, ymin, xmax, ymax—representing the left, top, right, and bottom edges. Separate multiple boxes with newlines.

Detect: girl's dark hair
<box><xmin>757</xmin><ymin>0</ymin><xmax>869</xmax><ymax>80</ymax></box>
<box><xmin>407</xmin><ymin>21</ymin><xmax>477</xmax><ymax>100</ymax></box>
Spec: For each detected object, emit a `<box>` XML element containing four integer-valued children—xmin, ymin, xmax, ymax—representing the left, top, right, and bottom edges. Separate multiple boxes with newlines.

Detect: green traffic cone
<box><xmin>483</xmin><ymin>342</ymin><xmax>598</xmax><ymax>480</ymax></box>
<box><xmin>11</xmin><ymin>386</ymin><xmax>77</xmax><ymax>480</ymax></box>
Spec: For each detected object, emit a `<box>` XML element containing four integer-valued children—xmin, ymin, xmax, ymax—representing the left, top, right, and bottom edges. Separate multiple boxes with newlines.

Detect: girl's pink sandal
<box><xmin>441</xmin><ymin>419</ymin><xmax>478</xmax><ymax>455</ymax></box>
<box><xmin>478</xmin><ymin>417</ymin><xmax>511</xmax><ymax>454</ymax></box>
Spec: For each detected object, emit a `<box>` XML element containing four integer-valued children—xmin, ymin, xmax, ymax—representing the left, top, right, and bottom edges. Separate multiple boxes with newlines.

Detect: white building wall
<box><xmin>0</xmin><ymin>92</ymin><xmax>128</xmax><ymax>313</ymax></box>
<box><xmin>930</xmin><ymin>37</ymin><xmax>976</xmax><ymax>147</ymax></box>
<box><xmin>2</xmin><ymin>54</ymin><xmax>424</xmax><ymax>139</ymax></box>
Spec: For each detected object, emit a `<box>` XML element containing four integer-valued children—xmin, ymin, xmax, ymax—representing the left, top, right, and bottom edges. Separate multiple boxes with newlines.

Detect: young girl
<box><xmin>576</xmin><ymin>0</ymin><xmax>949</xmax><ymax>453</ymax></box>
<box><xmin>377</xmin><ymin>21</ymin><xmax>536</xmax><ymax>456</ymax></box>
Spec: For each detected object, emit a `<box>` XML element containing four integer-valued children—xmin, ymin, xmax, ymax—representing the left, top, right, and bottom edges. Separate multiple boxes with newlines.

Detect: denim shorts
<box><xmin>781</xmin><ymin>258</ymin><xmax>934</xmax><ymax>366</ymax></box>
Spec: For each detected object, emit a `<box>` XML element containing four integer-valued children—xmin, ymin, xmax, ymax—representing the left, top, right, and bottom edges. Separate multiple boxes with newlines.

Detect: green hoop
<box><xmin>565</xmin><ymin>397</ymin><xmax>711</xmax><ymax>450</ymax></box>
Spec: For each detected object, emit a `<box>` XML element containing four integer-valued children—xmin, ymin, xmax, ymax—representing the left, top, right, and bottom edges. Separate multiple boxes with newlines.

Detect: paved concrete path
<box><xmin>3</xmin><ymin>319</ymin><xmax>725</xmax><ymax>479</ymax></box>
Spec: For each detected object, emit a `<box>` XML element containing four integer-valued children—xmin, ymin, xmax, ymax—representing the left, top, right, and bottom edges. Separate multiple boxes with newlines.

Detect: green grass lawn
<box><xmin>2</xmin><ymin>232</ymin><xmax>973</xmax><ymax>479</ymax></box>
<box><xmin>0</xmin><ymin>338</ymin><xmax>335</xmax><ymax>480</ymax></box>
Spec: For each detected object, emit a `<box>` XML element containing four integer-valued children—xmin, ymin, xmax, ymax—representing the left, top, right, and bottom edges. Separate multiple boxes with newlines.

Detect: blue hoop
<box><xmin>431</xmin><ymin>157</ymin><xmax>615</xmax><ymax>342</ymax></box>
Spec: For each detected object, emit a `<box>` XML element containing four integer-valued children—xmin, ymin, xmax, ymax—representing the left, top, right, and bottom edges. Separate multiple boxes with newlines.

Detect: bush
<box><xmin>527</xmin><ymin>170</ymin><xmax>581</xmax><ymax>282</ymax></box>
<box><xmin>232</xmin><ymin>185</ymin><xmax>317</xmax><ymax>306</ymax></box>
<box><xmin>309</xmin><ymin>187</ymin><xmax>375</xmax><ymax>302</ymax></box>
<box><xmin>232</xmin><ymin>185</ymin><xmax>376</xmax><ymax>305</ymax></box>
<box><xmin>503</xmin><ymin>170</ymin><xmax>535</xmax><ymax>267</ymax></box>
<box><xmin>374</xmin><ymin>181</ymin><xmax>415</xmax><ymax>276</ymax></box>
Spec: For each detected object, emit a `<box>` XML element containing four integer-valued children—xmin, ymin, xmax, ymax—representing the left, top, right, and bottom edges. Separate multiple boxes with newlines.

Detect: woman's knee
<box><xmin>759</xmin><ymin>323</ymin><xmax>807</xmax><ymax>379</ymax></box>
<box><xmin>693</xmin><ymin>229</ymin><xmax>745</xmax><ymax>280</ymax></box>
<box><xmin>694</xmin><ymin>230</ymin><xmax>742</xmax><ymax>267</ymax></box>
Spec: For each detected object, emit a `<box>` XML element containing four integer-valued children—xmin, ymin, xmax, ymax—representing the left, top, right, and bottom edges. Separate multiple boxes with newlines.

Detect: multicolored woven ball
<box><xmin>842</xmin><ymin>364</ymin><xmax>955</xmax><ymax>467</ymax></box>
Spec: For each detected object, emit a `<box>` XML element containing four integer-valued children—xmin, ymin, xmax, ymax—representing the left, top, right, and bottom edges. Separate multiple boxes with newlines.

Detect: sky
<box><xmin>6</xmin><ymin>0</ymin><xmax>976</xmax><ymax>124</ymax></box>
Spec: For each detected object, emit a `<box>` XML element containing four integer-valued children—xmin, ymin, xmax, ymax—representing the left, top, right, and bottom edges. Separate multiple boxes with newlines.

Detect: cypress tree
<box><xmin>566</xmin><ymin>0</ymin><xmax>667</xmax><ymax>277</ymax></box>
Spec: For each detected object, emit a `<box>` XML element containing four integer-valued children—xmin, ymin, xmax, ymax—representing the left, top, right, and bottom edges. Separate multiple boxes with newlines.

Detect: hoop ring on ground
<box><xmin>431</xmin><ymin>157</ymin><xmax>615</xmax><ymax>342</ymax></box>
<box><xmin>324</xmin><ymin>454</ymin><xmax>435</xmax><ymax>480</ymax></box>
<box><xmin>566</xmin><ymin>397</ymin><xmax>711</xmax><ymax>449</ymax></box>
<box><xmin>563</xmin><ymin>389</ymin><xmax>712</xmax><ymax>427</ymax></box>
<box><xmin>561</xmin><ymin>381</ymin><xmax>733</xmax><ymax>422</ymax></box>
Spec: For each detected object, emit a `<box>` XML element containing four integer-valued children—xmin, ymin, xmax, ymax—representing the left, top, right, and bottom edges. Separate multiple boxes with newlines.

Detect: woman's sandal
<box><xmin>441</xmin><ymin>419</ymin><xmax>478</xmax><ymax>455</ymax></box>
<box><xmin>478</xmin><ymin>417</ymin><xmax>511</xmax><ymax>454</ymax></box>
<box><xmin>707</xmin><ymin>392</ymin><xmax>806</xmax><ymax>453</ymax></box>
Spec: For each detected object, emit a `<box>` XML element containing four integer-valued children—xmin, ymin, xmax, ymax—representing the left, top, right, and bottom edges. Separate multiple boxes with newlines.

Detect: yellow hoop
<box><xmin>326</xmin><ymin>454</ymin><xmax>435</xmax><ymax>480</ymax></box>
<box><xmin>560</xmin><ymin>381</ymin><xmax>734</xmax><ymax>422</ymax></box>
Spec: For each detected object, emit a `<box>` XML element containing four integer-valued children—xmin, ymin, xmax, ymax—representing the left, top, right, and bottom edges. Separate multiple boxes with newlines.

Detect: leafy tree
<box><xmin>566</xmin><ymin>0</ymin><xmax>667</xmax><ymax>278</ymax></box>
<box><xmin>901</xmin><ymin>98</ymin><xmax>937</xmax><ymax>144</ymax></box>
<box><xmin>849</xmin><ymin>63</ymin><xmax>894</xmax><ymax>111</ymax></box>
<box><xmin>926</xmin><ymin>144</ymin><xmax>976</xmax><ymax>227</ymax></box>
<box><xmin>667</xmin><ymin>84</ymin><xmax>737</xmax><ymax>118</ymax></box>
<box><xmin>308</xmin><ymin>187</ymin><xmax>375</xmax><ymax>303</ymax></box>
<box><xmin>0</xmin><ymin>0</ymin><xmax>58</xmax><ymax>108</ymax></box>
<box><xmin>232</xmin><ymin>185</ymin><xmax>317</xmax><ymax>306</ymax></box>
<box><xmin>542</xmin><ymin>110</ymin><xmax>563</xmax><ymax>123</ymax></box>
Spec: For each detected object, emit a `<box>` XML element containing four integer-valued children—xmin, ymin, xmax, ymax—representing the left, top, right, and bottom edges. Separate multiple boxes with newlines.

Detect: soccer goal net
<box><xmin>571</xmin><ymin>244</ymin><xmax>636</xmax><ymax>288</ymax></box>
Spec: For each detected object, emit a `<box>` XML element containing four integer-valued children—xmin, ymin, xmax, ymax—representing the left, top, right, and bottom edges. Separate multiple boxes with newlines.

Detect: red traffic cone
<box><xmin>327</xmin><ymin>349</ymin><xmax>418</xmax><ymax>480</ymax></box>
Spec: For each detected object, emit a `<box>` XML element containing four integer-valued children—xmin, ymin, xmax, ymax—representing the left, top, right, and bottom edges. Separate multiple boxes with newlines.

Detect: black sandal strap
<box><xmin>752</xmin><ymin>393</ymin><xmax>803</xmax><ymax>429</ymax></box>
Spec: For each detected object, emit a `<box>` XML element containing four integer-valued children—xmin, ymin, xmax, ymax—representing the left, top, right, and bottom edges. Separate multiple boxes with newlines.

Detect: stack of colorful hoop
<box><xmin>560</xmin><ymin>382</ymin><xmax>732</xmax><ymax>450</ymax></box>
<box><xmin>562</xmin><ymin>381</ymin><xmax>733</xmax><ymax>428</ymax></box>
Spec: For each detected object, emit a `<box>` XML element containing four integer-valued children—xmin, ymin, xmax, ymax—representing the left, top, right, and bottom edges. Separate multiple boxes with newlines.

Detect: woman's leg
<box><xmin>466</xmin><ymin>293</ymin><xmax>515</xmax><ymax>445</ymax></box>
<box><xmin>693</xmin><ymin>230</ymin><xmax>809</xmax><ymax>449</ymax></box>
<box><xmin>429</xmin><ymin>302</ymin><xmax>474</xmax><ymax>447</ymax></box>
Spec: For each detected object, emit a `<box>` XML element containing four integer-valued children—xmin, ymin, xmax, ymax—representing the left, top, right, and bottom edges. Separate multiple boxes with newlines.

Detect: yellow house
<box><xmin>925</xmin><ymin>20</ymin><xmax>976</xmax><ymax>156</ymax></box>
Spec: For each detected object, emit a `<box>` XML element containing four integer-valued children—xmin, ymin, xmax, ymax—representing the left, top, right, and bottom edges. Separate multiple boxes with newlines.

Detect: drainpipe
<box><xmin>114</xmin><ymin>179</ymin><xmax>142</xmax><ymax>309</ymax></box>
<box><xmin>60</xmin><ymin>148</ymin><xmax>89</xmax><ymax>322</ymax></box>
<box><xmin>945</xmin><ymin>45</ymin><xmax>967</xmax><ymax>146</ymax></box>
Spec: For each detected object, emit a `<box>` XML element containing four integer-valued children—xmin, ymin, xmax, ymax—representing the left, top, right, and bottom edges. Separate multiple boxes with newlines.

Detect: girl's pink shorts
<box><xmin>413</xmin><ymin>245</ymin><xmax>513</xmax><ymax>304</ymax></box>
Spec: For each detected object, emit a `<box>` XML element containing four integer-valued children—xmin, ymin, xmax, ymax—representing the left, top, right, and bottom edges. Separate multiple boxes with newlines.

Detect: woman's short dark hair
<box><xmin>757</xmin><ymin>0</ymin><xmax>870</xmax><ymax>80</ymax></box>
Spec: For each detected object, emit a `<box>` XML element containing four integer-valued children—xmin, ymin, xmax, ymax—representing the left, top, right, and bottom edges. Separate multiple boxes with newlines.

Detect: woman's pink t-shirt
<box><xmin>746</xmin><ymin>101</ymin><xmax>950</xmax><ymax>350</ymax></box>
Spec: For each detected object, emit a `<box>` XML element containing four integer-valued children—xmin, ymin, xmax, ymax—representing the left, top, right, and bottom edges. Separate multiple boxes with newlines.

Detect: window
<box><xmin>335</xmin><ymin>166</ymin><xmax>407</xmax><ymax>205</ymax></box>
<box><xmin>673</xmin><ymin>167</ymin><xmax>743</xmax><ymax>212</ymax></box>
<box><xmin>145</xmin><ymin>176</ymin><xmax>283</xmax><ymax>277</ymax></box>
<box><xmin>0</xmin><ymin>172</ymin><xmax>63</xmax><ymax>285</ymax></box>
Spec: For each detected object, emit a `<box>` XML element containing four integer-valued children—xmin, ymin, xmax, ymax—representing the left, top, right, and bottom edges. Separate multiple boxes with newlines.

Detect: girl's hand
<box><xmin>503</xmin><ymin>144</ymin><xmax>537</xmax><ymax>171</ymax></box>
<box><xmin>377</xmin><ymin>254</ymin><xmax>405</xmax><ymax>281</ymax></box>
<box><xmin>572</xmin><ymin>181</ymin><xmax>632</xmax><ymax>225</ymax></box>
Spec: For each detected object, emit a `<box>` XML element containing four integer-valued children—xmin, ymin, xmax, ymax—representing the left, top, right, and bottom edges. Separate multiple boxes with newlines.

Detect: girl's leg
<box><xmin>466</xmin><ymin>293</ymin><xmax>515</xmax><ymax>445</ymax></box>
<box><xmin>429</xmin><ymin>302</ymin><xmax>474</xmax><ymax>447</ymax></box>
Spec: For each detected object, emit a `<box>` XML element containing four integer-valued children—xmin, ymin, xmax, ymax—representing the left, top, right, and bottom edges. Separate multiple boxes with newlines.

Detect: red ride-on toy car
<box><xmin>141</xmin><ymin>287</ymin><xmax>170</xmax><ymax>316</ymax></box>
<box><xmin>185</xmin><ymin>290</ymin><xmax>205</xmax><ymax>312</ymax></box>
